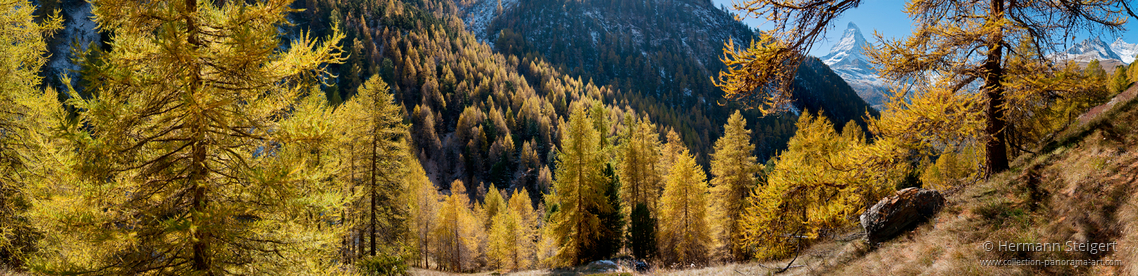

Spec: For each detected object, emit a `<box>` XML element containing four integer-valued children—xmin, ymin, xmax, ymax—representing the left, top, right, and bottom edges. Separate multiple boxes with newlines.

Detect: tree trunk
<box><xmin>370</xmin><ymin>131</ymin><xmax>378</xmax><ymax>256</ymax></box>
<box><xmin>185</xmin><ymin>0</ymin><xmax>210</xmax><ymax>271</ymax></box>
<box><xmin>983</xmin><ymin>0</ymin><xmax>1010</xmax><ymax>174</ymax></box>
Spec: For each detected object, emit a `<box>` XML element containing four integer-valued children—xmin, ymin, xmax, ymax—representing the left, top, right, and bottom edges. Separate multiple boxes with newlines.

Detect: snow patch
<box><xmin>459</xmin><ymin>0</ymin><xmax>517</xmax><ymax>46</ymax></box>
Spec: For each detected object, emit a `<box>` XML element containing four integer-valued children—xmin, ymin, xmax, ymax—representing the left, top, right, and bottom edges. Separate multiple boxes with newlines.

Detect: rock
<box><xmin>860</xmin><ymin>187</ymin><xmax>946</xmax><ymax>243</ymax></box>
<box><xmin>584</xmin><ymin>260</ymin><xmax>619</xmax><ymax>273</ymax></box>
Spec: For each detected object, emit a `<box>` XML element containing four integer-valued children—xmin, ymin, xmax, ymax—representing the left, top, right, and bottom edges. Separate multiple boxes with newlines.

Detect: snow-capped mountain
<box><xmin>1053</xmin><ymin>37</ymin><xmax>1123</xmax><ymax>63</ymax></box>
<box><xmin>1111</xmin><ymin>38</ymin><xmax>1138</xmax><ymax>64</ymax></box>
<box><xmin>820</xmin><ymin>22</ymin><xmax>890</xmax><ymax>109</ymax></box>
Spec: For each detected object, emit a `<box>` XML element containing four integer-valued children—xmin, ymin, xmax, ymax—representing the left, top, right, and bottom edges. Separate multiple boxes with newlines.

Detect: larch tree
<box><xmin>617</xmin><ymin>114</ymin><xmax>662</xmax><ymax>260</ymax></box>
<box><xmin>485</xmin><ymin>186</ymin><xmax>537</xmax><ymax>272</ymax></box>
<box><xmin>1129</xmin><ymin>61</ymin><xmax>1138</xmax><ymax>83</ymax></box>
<box><xmin>407</xmin><ymin>154</ymin><xmax>440</xmax><ymax>268</ymax></box>
<box><xmin>433</xmin><ymin>180</ymin><xmax>486</xmax><ymax>272</ymax></box>
<box><xmin>484</xmin><ymin>186</ymin><xmax>510</xmax><ymax>271</ymax></box>
<box><xmin>740</xmin><ymin>111</ymin><xmax>886</xmax><ymax>260</ymax></box>
<box><xmin>716</xmin><ymin>0</ymin><xmax>1138</xmax><ymax>175</ymax></box>
<box><xmin>550</xmin><ymin>103</ymin><xmax>610</xmax><ymax>267</ymax></box>
<box><xmin>337</xmin><ymin>76</ymin><xmax>412</xmax><ymax>259</ymax></box>
<box><xmin>657</xmin><ymin>150</ymin><xmax>712</xmax><ymax>266</ymax></box>
<box><xmin>482</xmin><ymin>186</ymin><xmax>507</xmax><ymax>230</ymax></box>
<box><xmin>617</xmin><ymin>114</ymin><xmax>663</xmax><ymax>215</ymax></box>
<box><xmin>1109</xmin><ymin>65</ymin><xmax>1131</xmax><ymax>94</ymax></box>
<box><xmin>506</xmin><ymin>188</ymin><xmax>538</xmax><ymax>270</ymax></box>
<box><xmin>0</xmin><ymin>0</ymin><xmax>61</xmax><ymax>268</ymax></box>
<box><xmin>32</xmin><ymin>0</ymin><xmax>348</xmax><ymax>271</ymax></box>
<box><xmin>487</xmin><ymin>200</ymin><xmax>516</xmax><ymax>272</ymax></box>
<box><xmin>659</xmin><ymin>129</ymin><xmax>688</xmax><ymax>180</ymax></box>
<box><xmin>709</xmin><ymin>110</ymin><xmax>758</xmax><ymax>261</ymax></box>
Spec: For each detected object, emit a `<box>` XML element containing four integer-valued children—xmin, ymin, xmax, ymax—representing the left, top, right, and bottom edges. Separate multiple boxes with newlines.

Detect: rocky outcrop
<box><xmin>860</xmin><ymin>187</ymin><xmax>946</xmax><ymax>244</ymax></box>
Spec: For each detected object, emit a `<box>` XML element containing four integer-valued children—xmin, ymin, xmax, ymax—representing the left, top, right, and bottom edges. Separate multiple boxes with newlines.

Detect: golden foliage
<box><xmin>742</xmin><ymin>111</ymin><xmax>891</xmax><ymax>259</ymax></box>
<box><xmin>549</xmin><ymin>104</ymin><xmax>610</xmax><ymax>267</ymax></box>
<box><xmin>657</xmin><ymin>150</ymin><xmax>712</xmax><ymax>265</ymax></box>
<box><xmin>709</xmin><ymin>110</ymin><xmax>759</xmax><ymax>261</ymax></box>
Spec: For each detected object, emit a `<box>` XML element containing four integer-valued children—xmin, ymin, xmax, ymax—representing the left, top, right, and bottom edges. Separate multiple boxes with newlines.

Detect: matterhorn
<box><xmin>820</xmin><ymin>22</ymin><xmax>891</xmax><ymax>109</ymax></box>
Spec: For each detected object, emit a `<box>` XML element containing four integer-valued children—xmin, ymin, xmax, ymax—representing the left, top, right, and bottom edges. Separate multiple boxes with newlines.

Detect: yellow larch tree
<box><xmin>432</xmin><ymin>180</ymin><xmax>486</xmax><ymax>272</ymax></box>
<box><xmin>549</xmin><ymin>103</ymin><xmax>610</xmax><ymax>266</ymax></box>
<box><xmin>337</xmin><ymin>76</ymin><xmax>413</xmax><ymax>259</ymax></box>
<box><xmin>741</xmin><ymin>111</ymin><xmax>888</xmax><ymax>260</ymax></box>
<box><xmin>617</xmin><ymin>114</ymin><xmax>663</xmax><ymax>259</ymax></box>
<box><xmin>709</xmin><ymin>110</ymin><xmax>759</xmax><ymax>261</ymax></box>
<box><xmin>657</xmin><ymin>150</ymin><xmax>712</xmax><ymax>266</ymax></box>
<box><xmin>406</xmin><ymin>154</ymin><xmax>440</xmax><ymax>268</ymax></box>
<box><xmin>30</xmin><ymin>0</ymin><xmax>348</xmax><ymax>271</ymax></box>
<box><xmin>0</xmin><ymin>0</ymin><xmax>61</xmax><ymax>268</ymax></box>
<box><xmin>617</xmin><ymin>114</ymin><xmax>663</xmax><ymax>215</ymax></box>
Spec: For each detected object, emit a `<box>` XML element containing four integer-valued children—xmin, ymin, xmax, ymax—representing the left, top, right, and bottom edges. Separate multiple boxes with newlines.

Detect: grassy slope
<box><xmin>667</xmin><ymin>87</ymin><xmax>1138</xmax><ymax>276</ymax></box>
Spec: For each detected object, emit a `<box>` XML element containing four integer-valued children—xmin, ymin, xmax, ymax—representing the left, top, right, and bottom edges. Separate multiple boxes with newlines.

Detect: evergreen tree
<box><xmin>657</xmin><ymin>150</ymin><xmax>712</xmax><ymax>265</ymax></box>
<box><xmin>709</xmin><ymin>110</ymin><xmax>758</xmax><ymax>261</ymax></box>
<box><xmin>627</xmin><ymin>203</ymin><xmax>657</xmax><ymax>260</ymax></box>
<box><xmin>588</xmin><ymin>164</ymin><xmax>624</xmax><ymax>261</ymax></box>
<box><xmin>550</xmin><ymin>104</ymin><xmax>610</xmax><ymax>266</ymax></box>
<box><xmin>35</xmin><ymin>0</ymin><xmax>348</xmax><ymax>271</ymax></box>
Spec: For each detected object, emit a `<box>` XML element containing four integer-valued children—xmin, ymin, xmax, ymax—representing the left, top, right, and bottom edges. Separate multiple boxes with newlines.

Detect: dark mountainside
<box><xmin>478</xmin><ymin>0</ymin><xmax>879</xmax><ymax>162</ymax></box>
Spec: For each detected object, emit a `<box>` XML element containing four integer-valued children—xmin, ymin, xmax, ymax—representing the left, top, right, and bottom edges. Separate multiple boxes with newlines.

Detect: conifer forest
<box><xmin>3</xmin><ymin>0</ymin><xmax>1138</xmax><ymax>274</ymax></box>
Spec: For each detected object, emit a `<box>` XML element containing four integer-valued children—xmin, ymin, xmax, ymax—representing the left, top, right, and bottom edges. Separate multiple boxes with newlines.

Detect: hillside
<box><xmin>663</xmin><ymin>84</ymin><xmax>1138</xmax><ymax>275</ymax></box>
<box><xmin>477</xmin><ymin>0</ymin><xmax>877</xmax><ymax>163</ymax></box>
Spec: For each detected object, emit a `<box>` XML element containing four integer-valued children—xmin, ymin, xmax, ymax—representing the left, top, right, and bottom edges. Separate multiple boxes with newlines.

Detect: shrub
<box><xmin>357</xmin><ymin>254</ymin><xmax>409</xmax><ymax>276</ymax></box>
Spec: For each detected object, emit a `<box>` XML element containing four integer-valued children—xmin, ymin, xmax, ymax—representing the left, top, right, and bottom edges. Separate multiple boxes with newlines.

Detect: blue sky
<box><xmin>710</xmin><ymin>0</ymin><xmax>1138</xmax><ymax>57</ymax></box>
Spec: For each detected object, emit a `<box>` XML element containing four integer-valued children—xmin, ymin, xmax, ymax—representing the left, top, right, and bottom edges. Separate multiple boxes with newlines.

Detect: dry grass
<box><xmin>655</xmin><ymin>89</ymin><xmax>1138</xmax><ymax>276</ymax></box>
<box><xmin>0</xmin><ymin>266</ymin><xmax>29</xmax><ymax>276</ymax></box>
<box><xmin>824</xmin><ymin>94</ymin><xmax>1138</xmax><ymax>276</ymax></box>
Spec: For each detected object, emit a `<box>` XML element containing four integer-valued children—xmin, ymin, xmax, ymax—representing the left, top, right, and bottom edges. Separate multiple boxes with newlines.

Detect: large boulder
<box><xmin>860</xmin><ymin>187</ymin><xmax>946</xmax><ymax>243</ymax></box>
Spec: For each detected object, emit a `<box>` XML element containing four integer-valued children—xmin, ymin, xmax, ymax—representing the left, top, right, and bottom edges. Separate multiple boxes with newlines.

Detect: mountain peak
<box><xmin>1053</xmin><ymin>37</ymin><xmax>1123</xmax><ymax>64</ymax></box>
<box><xmin>822</xmin><ymin>22</ymin><xmax>868</xmax><ymax>64</ymax></box>
<box><xmin>819</xmin><ymin>22</ymin><xmax>890</xmax><ymax>109</ymax></box>
<box><xmin>1111</xmin><ymin>38</ymin><xmax>1138</xmax><ymax>64</ymax></box>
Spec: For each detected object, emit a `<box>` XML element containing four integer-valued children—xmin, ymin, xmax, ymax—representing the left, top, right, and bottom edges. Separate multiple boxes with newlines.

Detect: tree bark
<box><xmin>370</xmin><ymin>128</ymin><xmax>378</xmax><ymax>256</ymax></box>
<box><xmin>983</xmin><ymin>0</ymin><xmax>1010</xmax><ymax>175</ymax></box>
<box><xmin>185</xmin><ymin>0</ymin><xmax>210</xmax><ymax>271</ymax></box>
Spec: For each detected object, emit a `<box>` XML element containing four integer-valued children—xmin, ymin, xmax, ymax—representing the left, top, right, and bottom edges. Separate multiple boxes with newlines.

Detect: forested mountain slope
<box><xmin>284</xmin><ymin>0</ymin><xmax>656</xmax><ymax>200</ymax></box>
<box><xmin>477</xmin><ymin>0</ymin><xmax>879</xmax><ymax>163</ymax></box>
